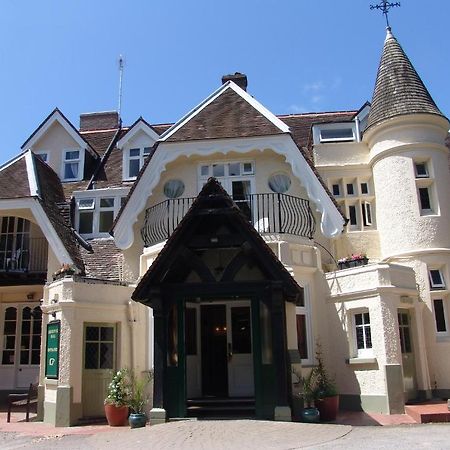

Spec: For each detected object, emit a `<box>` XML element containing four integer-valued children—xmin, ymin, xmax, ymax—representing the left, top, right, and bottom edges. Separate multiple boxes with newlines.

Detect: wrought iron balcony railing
<box><xmin>141</xmin><ymin>193</ymin><xmax>316</xmax><ymax>248</ymax></box>
<box><xmin>0</xmin><ymin>238</ymin><xmax>48</xmax><ymax>273</ymax></box>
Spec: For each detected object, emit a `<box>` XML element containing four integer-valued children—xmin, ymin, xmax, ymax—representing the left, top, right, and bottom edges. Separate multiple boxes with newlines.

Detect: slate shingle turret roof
<box><xmin>367</xmin><ymin>28</ymin><xmax>445</xmax><ymax>130</ymax></box>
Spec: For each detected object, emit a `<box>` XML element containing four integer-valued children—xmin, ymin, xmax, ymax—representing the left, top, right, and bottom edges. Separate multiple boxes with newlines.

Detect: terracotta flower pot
<box><xmin>316</xmin><ymin>395</ymin><xmax>339</xmax><ymax>421</ymax></box>
<box><xmin>104</xmin><ymin>404</ymin><xmax>129</xmax><ymax>426</ymax></box>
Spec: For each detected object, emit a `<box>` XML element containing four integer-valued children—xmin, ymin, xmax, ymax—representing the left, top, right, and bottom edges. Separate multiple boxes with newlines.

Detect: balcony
<box><xmin>141</xmin><ymin>193</ymin><xmax>316</xmax><ymax>248</ymax></box>
<box><xmin>0</xmin><ymin>238</ymin><xmax>48</xmax><ymax>273</ymax></box>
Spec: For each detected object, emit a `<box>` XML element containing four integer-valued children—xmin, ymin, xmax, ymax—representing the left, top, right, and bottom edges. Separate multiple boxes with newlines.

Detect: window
<box><xmin>332</xmin><ymin>184</ymin><xmax>340</xmax><ymax>196</ymax></box>
<box><xmin>362</xmin><ymin>202</ymin><xmax>372</xmax><ymax>226</ymax></box>
<box><xmin>429</xmin><ymin>269</ymin><xmax>445</xmax><ymax>290</ymax></box>
<box><xmin>84</xmin><ymin>325</ymin><xmax>115</xmax><ymax>370</ymax></box>
<box><xmin>268</xmin><ymin>173</ymin><xmax>291</xmax><ymax>194</ymax></box>
<box><xmin>433</xmin><ymin>299</ymin><xmax>448</xmax><ymax>333</ymax></box>
<box><xmin>295</xmin><ymin>286</ymin><xmax>313</xmax><ymax>364</ymax></box>
<box><xmin>2</xmin><ymin>305</ymin><xmax>41</xmax><ymax>366</ymax></box>
<box><xmin>35</xmin><ymin>152</ymin><xmax>48</xmax><ymax>163</ymax></box>
<box><xmin>360</xmin><ymin>182</ymin><xmax>369</xmax><ymax>195</ymax></box>
<box><xmin>418</xmin><ymin>187</ymin><xmax>432</xmax><ymax>212</ymax></box>
<box><xmin>125</xmin><ymin>146</ymin><xmax>152</xmax><ymax>180</ymax></box>
<box><xmin>0</xmin><ymin>217</ymin><xmax>31</xmax><ymax>271</ymax></box>
<box><xmin>354</xmin><ymin>311</ymin><xmax>372</xmax><ymax>356</ymax></box>
<box><xmin>63</xmin><ymin>150</ymin><xmax>81</xmax><ymax>180</ymax></box>
<box><xmin>415</xmin><ymin>162</ymin><xmax>429</xmax><ymax>178</ymax></box>
<box><xmin>319</xmin><ymin>127</ymin><xmax>355</xmax><ymax>142</ymax></box>
<box><xmin>346</xmin><ymin>183</ymin><xmax>354</xmax><ymax>195</ymax></box>
<box><xmin>163</xmin><ymin>180</ymin><xmax>185</xmax><ymax>199</ymax></box>
<box><xmin>348</xmin><ymin>205</ymin><xmax>357</xmax><ymax>226</ymax></box>
<box><xmin>76</xmin><ymin>192</ymin><xmax>128</xmax><ymax>237</ymax></box>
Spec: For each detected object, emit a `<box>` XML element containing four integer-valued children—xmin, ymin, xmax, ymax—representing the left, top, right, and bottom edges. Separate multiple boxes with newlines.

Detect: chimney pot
<box><xmin>221</xmin><ymin>72</ymin><xmax>248</xmax><ymax>91</ymax></box>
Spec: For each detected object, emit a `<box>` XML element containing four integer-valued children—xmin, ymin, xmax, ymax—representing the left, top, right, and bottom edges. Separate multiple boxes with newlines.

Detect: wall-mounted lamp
<box><xmin>27</xmin><ymin>292</ymin><xmax>34</xmax><ymax>300</ymax></box>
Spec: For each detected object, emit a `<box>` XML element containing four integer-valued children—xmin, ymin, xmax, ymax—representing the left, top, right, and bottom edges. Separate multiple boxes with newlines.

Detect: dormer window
<box><xmin>313</xmin><ymin>123</ymin><xmax>356</xmax><ymax>144</ymax></box>
<box><xmin>125</xmin><ymin>147</ymin><xmax>152</xmax><ymax>180</ymax></box>
<box><xmin>320</xmin><ymin>128</ymin><xmax>354</xmax><ymax>142</ymax></box>
<box><xmin>63</xmin><ymin>149</ymin><xmax>81</xmax><ymax>181</ymax></box>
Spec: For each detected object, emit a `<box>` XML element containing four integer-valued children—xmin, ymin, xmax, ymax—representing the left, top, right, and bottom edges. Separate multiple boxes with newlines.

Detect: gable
<box><xmin>133</xmin><ymin>178</ymin><xmax>303</xmax><ymax>303</ymax></box>
<box><xmin>166</xmin><ymin>88</ymin><xmax>285</xmax><ymax>142</ymax></box>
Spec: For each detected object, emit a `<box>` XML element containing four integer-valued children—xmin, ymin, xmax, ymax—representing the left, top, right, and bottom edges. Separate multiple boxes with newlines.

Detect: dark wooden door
<box><xmin>201</xmin><ymin>304</ymin><xmax>228</xmax><ymax>397</ymax></box>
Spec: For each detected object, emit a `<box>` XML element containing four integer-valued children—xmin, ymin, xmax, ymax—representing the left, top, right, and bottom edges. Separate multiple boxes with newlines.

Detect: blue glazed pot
<box><xmin>301</xmin><ymin>407</ymin><xmax>320</xmax><ymax>423</ymax></box>
<box><xmin>129</xmin><ymin>413</ymin><xmax>147</xmax><ymax>428</ymax></box>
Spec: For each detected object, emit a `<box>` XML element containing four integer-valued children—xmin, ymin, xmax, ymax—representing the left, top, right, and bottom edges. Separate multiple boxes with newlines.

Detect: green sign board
<box><xmin>45</xmin><ymin>321</ymin><xmax>60</xmax><ymax>379</ymax></box>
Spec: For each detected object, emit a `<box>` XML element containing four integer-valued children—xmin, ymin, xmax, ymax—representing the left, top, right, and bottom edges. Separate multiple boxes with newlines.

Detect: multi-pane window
<box><xmin>76</xmin><ymin>195</ymin><xmax>126</xmax><ymax>237</ymax></box>
<box><xmin>84</xmin><ymin>325</ymin><xmax>115</xmax><ymax>370</ymax></box>
<box><xmin>126</xmin><ymin>147</ymin><xmax>152</xmax><ymax>179</ymax></box>
<box><xmin>295</xmin><ymin>286</ymin><xmax>313</xmax><ymax>364</ymax></box>
<box><xmin>35</xmin><ymin>152</ymin><xmax>48</xmax><ymax>163</ymax></box>
<box><xmin>331</xmin><ymin>177</ymin><xmax>375</xmax><ymax>231</ymax></box>
<box><xmin>2</xmin><ymin>305</ymin><xmax>41</xmax><ymax>366</ymax></box>
<box><xmin>354</xmin><ymin>311</ymin><xmax>372</xmax><ymax>356</ymax></box>
<box><xmin>63</xmin><ymin>150</ymin><xmax>81</xmax><ymax>180</ymax></box>
<box><xmin>199</xmin><ymin>162</ymin><xmax>254</xmax><ymax>219</ymax></box>
<box><xmin>398</xmin><ymin>312</ymin><xmax>412</xmax><ymax>353</ymax></box>
<box><xmin>0</xmin><ymin>217</ymin><xmax>30</xmax><ymax>271</ymax></box>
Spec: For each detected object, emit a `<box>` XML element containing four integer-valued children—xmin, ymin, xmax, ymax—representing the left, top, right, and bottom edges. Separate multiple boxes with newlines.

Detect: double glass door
<box><xmin>186</xmin><ymin>301</ymin><xmax>254</xmax><ymax>398</ymax></box>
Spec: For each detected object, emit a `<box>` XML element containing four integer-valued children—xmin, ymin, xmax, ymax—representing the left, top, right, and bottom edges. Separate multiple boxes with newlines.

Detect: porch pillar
<box><xmin>271</xmin><ymin>284</ymin><xmax>291</xmax><ymax>421</ymax></box>
<box><xmin>150</xmin><ymin>297</ymin><xmax>167</xmax><ymax>425</ymax></box>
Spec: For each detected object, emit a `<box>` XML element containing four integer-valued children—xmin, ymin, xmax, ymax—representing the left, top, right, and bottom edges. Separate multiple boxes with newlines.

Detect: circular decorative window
<box><xmin>163</xmin><ymin>179</ymin><xmax>185</xmax><ymax>198</ymax></box>
<box><xmin>268</xmin><ymin>173</ymin><xmax>291</xmax><ymax>193</ymax></box>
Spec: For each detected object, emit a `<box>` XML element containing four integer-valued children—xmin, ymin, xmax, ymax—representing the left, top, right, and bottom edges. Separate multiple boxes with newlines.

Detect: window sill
<box><xmin>346</xmin><ymin>357</ymin><xmax>377</xmax><ymax>365</ymax></box>
<box><xmin>45</xmin><ymin>378</ymin><xmax>58</xmax><ymax>385</ymax></box>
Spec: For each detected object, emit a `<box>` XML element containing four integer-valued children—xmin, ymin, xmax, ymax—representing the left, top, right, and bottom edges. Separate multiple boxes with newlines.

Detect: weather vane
<box><xmin>370</xmin><ymin>1</ymin><xmax>401</xmax><ymax>28</ymax></box>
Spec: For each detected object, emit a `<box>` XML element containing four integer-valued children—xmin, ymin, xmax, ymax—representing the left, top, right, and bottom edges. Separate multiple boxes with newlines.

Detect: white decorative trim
<box><xmin>0</xmin><ymin>198</ymin><xmax>74</xmax><ymax>266</ymax></box>
<box><xmin>22</xmin><ymin>110</ymin><xmax>93</xmax><ymax>156</ymax></box>
<box><xmin>159</xmin><ymin>81</ymin><xmax>290</xmax><ymax>142</ymax></box>
<box><xmin>25</xmin><ymin>150</ymin><xmax>39</xmax><ymax>197</ymax></box>
<box><xmin>117</xmin><ymin>119</ymin><xmax>160</xmax><ymax>148</ymax></box>
<box><xmin>114</xmin><ymin>134</ymin><xmax>345</xmax><ymax>249</ymax></box>
<box><xmin>0</xmin><ymin>152</ymin><xmax>27</xmax><ymax>173</ymax></box>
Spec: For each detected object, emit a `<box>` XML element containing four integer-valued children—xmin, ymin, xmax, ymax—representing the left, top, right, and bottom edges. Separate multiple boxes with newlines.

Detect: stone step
<box><xmin>405</xmin><ymin>402</ymin><xmax>450</xmax><ymax>423</ymax></box>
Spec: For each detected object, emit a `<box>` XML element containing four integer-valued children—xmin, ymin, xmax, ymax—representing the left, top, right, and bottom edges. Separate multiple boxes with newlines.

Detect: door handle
<box><xmin>228</xmin><ymin>343</ymin><xmax>233</xmax><ymax>362</ymax></box>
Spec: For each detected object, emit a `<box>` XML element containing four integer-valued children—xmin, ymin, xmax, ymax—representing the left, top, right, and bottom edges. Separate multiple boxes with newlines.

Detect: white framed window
<box><xmin>429</xmin><ymin>269</ymin><xmax>446</xmax><ymax>290</ymax></box>
<box><xmin>348</xmin><ymin>204</ymin><xmax>358</xmax><ymax>227</ymax></box>
<box><xmin>295</xmin><ymin>285</ymin><xmax>313</xmax><ymax>365</ymax></box>
<box><xmin>433</xmin><ymin>299</ymin><xmax>448</xmax><ymax>334</ymax></box>
<box><xmin>332</xmin><ymin>184</ymin><xmax>340</xmax><ymax>196</ymax></box>
<box><xmin>353</xmin><ymin>311</ymin><xmax>373</xmax><ymax>357</ymax></box>
<box><xmin>414</xmin><ymin>159</ymin><xmax>438</xmax><ymax>216</ymax></box>
<box><xmin>75</xmin><ymin>189</ymin><xmax>130</xmax><ymax>238</ymax></box>
<box><xmin>124</xmin><ymin>146</ymin><xmax>152</xmax><ymax>180</ymax></box>
<box><xmin>319</xmin><ymin>127</ymin><xmax>355</xmax><ymax>143</ymax></box>
<box><xmin>418</xmin><ymin>187</ymin><xmax>433</xmax><ymax>213</ymax></box>
<box><xmin>63</xmin><ymin>149</ymin><xmax>81</xmax><ymax>181</ymax></box>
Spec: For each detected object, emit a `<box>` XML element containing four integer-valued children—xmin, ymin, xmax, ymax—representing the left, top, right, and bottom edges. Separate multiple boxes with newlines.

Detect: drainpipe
<box><xmin>127</xmin><ymin>300</ymin><xmax>136</xmax><ymax>369</ymax></box>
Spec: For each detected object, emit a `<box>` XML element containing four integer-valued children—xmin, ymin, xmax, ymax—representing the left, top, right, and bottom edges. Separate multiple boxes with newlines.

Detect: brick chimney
<box><xmin>221</xmin><ymin>73</ymin><xmax>248</xmax><ymax>91</ymax></box>
<box><xmin>79</xmin><ymin>111</ymin><xmax>120</xmax><ymax>131</ymax></box>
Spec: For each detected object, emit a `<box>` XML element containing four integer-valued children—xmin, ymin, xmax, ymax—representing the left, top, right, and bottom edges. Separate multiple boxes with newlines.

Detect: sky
<box><xmin>0</xmin><ymin>0</ymin><xmax>448</xmax><ymax>161</ymax></box>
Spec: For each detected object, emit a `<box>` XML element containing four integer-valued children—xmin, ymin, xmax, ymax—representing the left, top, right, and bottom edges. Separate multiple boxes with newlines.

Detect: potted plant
<box><xmin>313</xmin><ymin>343</ymin><xmax>339</xmax><ymax>421</ymax></box>
<box><xmin>104</xmin><ymin>369</ymin><xmax>130</xmax><ymax>426</ymax></box>
<box><xmin>299</xmin><ymin>369</ymin><xmax>320</xmax><ymax>423</ymax></box>
<box><xmin>128</xmin><ymin>370</ymin><xmax>152</xmax><ymax>428</ymax></box>
<box><xmin>337</xmin><ymin>253</ymin><xmax>368</xmax><ymax>270</ymax></box>
<box><xmin>53</xmin><ymin>263</ymin><xmax>76</xmax><ymax>280</ymax></box>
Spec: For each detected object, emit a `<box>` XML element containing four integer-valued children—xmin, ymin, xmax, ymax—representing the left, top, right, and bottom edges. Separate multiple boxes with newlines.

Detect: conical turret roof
<box><xmin>367</xmin><ymin>28</ymin><xmax>445</xmax><ymax>129</ymax></box>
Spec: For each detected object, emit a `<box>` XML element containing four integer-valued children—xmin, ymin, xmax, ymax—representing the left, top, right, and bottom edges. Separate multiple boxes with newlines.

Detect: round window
<box><xmin>268</xmin><ymin>173</ymin><xmax>291</xmax><ymax>193</ymax></box>
<box><xmin>163</xmin><ymin>179</ymin><xmax>185</xmax><ymax>198</ymax></box>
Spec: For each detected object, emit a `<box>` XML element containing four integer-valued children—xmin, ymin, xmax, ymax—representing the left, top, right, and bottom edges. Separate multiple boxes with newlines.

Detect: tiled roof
<box><xmin>166</xmin><ymin>88</ymin><xmax>285</xmax><ymax>142</ymax></box>
<box><xmin>80</xmin><ymin>238</ymin><xmax>123</xmax><ymax>281</ymax></box>
<box><xmin>133</xmin><ymin>178</ymin><xmax>302</xmax><ymax>302</ymax></box>
<box><xmin>279</xmin><ymin>111</ymin><xmax>357</xmax><ymax>157</ymax></box>
<box><xmin>367</xmin><ymin>29</ymin><xmax>445</xmax><ymax>130</ymax></box>
<box><xmin>0</xmin><ymin>156</ymin><xmax>31</xmax><ymax>198</ymax></box>
<box><xmin>81</xmin><ymin>129</ymin><xmax>119</xmax><ymax>157</ymax></box>
<box><xmin>34</xmin><ymin>155</ymin><xmax>85</xmax><ymax>271</ymax></box>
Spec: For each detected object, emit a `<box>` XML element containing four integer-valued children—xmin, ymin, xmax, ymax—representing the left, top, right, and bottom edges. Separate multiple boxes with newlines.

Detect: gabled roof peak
<box><xmin>367</xmin><ymin>29</ymin><xmax>446</xmax><ymax>130</ymax></box>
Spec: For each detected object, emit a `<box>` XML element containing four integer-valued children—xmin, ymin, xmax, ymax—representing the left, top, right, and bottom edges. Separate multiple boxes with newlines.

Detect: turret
<box><xmin>364</xmin><ymin>28</ymin><xmax>450</xmax><ymax>259</ymax></box>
